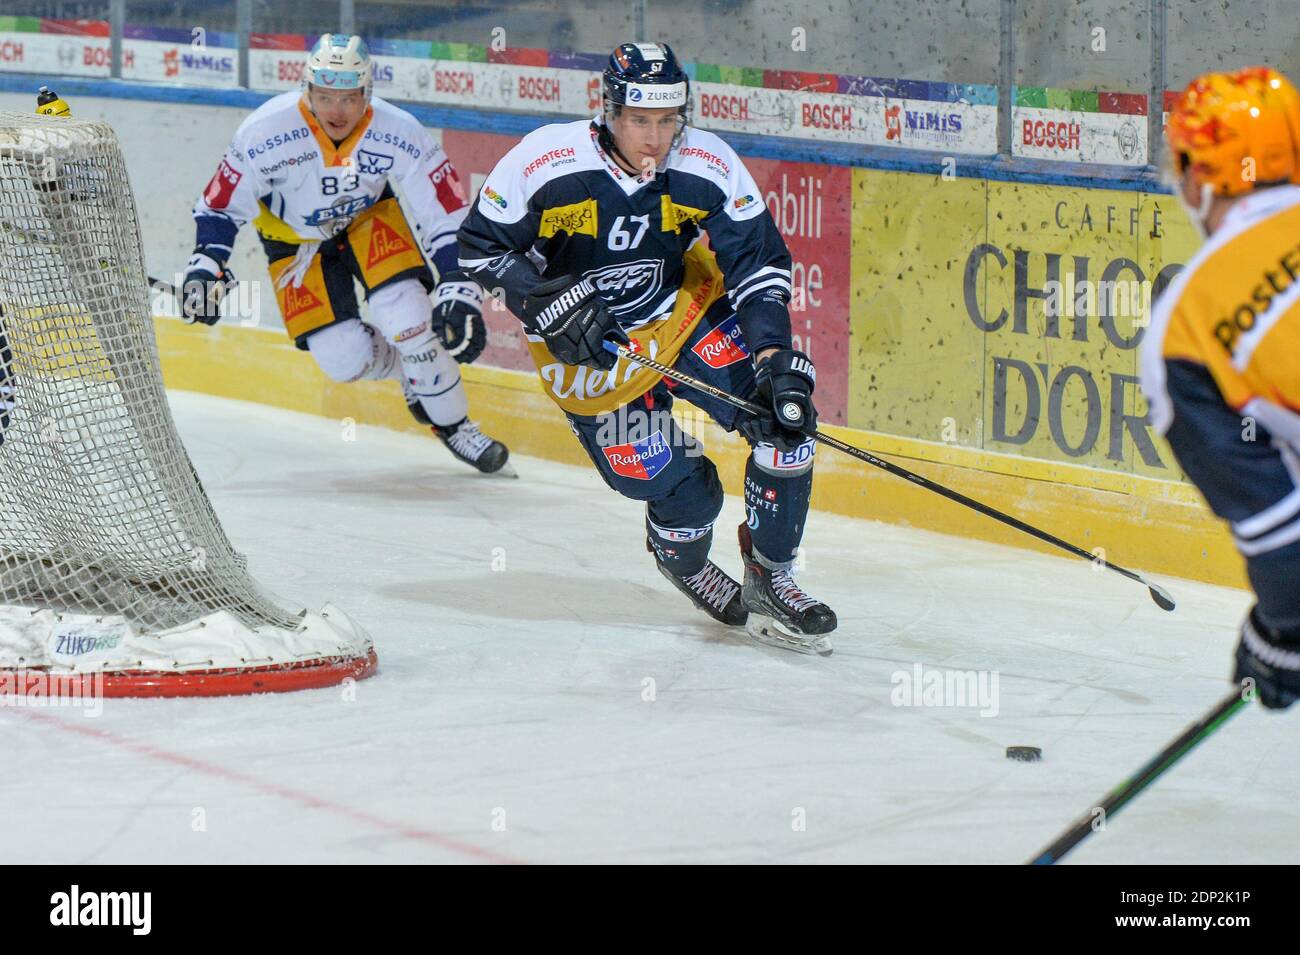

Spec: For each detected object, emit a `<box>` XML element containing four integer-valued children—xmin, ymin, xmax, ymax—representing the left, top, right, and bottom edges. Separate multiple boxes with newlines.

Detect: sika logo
<box><xmin>691</xmin><ymin>315</ymin><xmax>748</xmax><ymax>369</ymax></box>
<box><xmin>282</xmin><ymin>281</ymin><xmax>323</xmax><ymax>319</ymax></box>
<box><xmin>367</xmin><ymin>218</ymin><xmax>412</xmax><ymax>267</ymax></box>
<box><xmin>884</xmin><ymin>103</ymin><xmax>902</xmax><ymax>140</ymax></box>
<box><xmin>603</xmin><ymin>431</ymin><xmax>672</xmax><ymax>480</ymax></box>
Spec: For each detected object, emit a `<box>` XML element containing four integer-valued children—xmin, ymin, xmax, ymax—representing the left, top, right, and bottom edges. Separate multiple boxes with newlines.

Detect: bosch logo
<box><xmin>802</xmin><ymin>103</ymin><xmax>853</xmax><ymax>130</ymax></box>
<box><xmin>1022</xmin><ymin>119</ymin><xmax>1081</xmax><ymax>150</ymax></box>
<box><xmin>700</xmin><ymin>93</ymin><xmax>749</xmax><ymax>121</ymax></box>
<box><xmin>436</xmin><ymin>70</ymin><xmax>474</xmax><ymax>95</ymax></box>
<box><xmin>518</xmin><ymin>76</ymin><xmax>560</xmax><ymax>102</ymax></box>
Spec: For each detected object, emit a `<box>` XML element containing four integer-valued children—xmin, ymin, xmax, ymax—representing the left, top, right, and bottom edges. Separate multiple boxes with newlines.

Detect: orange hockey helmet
<box><xmin>1165</xmin><ymin>66</ymin><xmax>1300</xmax><ymax>197</ymax></box>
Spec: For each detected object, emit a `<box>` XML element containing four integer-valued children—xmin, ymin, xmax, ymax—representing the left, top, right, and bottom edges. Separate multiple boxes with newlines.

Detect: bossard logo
<box><xmin>282</xmin><ymin>281</ymin><xmax>323</xmax><ymax>319</ymax></box>
<box><xmin>367</xmin><ymin>218</ymin><xmax>412</xmax><ymax>267</ymax></box>
<box><xmin>539</xmin><ymin>199</ymin><xmax>598</xmax><ymax>238</ymax></box>
<box><xmin>692</xmin><ymin>315</ymin><xmax>748</xmax><ymax>369</ymax></box>
<box><xmin>354</xmin><ymin>148</ymin><xmax>394</xmax><ymax>175</ymax></box>
<box><xmin>603</xmin><ymin>430</ymin><xmax>672</xmax><ymax>480</ymax></box>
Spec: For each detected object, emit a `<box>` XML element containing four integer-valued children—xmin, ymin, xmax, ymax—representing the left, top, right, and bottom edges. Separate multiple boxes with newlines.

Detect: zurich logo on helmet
<box><xmin>628</xmin><ymin>88</ymin><xmax>643</xmax><ymax>103</ymax></box>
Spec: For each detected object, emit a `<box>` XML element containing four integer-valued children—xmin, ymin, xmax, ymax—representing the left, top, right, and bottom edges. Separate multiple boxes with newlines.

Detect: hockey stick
<box><xmin>1028</xmin><ymin>684</ymin><xmax>1250</xmax><ymax>864</ymax></box>
<box><xmin>603</xmin><ymin>340</ymin><xmax>1176</xmax><ymax>611</ymax></box>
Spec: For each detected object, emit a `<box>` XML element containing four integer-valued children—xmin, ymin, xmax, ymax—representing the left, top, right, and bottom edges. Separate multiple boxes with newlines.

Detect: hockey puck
<box><xmin>1006</xmin><ymin>745</ymin><xmax>1042</xmax><ymax>762</ymax></box>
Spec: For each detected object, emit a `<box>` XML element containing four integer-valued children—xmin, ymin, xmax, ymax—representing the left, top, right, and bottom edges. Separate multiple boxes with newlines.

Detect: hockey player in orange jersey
<box><xmin>1141</xmin><ymin>66</ymin><xmax>1300</xmax><ymax>708</ymax></box>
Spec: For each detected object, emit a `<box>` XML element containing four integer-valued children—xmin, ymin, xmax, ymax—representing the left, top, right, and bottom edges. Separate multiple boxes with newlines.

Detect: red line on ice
<box><xmin>17</xmin><ymin>708</ymin><xmax>526</xmax><ymax>865</ymax></box>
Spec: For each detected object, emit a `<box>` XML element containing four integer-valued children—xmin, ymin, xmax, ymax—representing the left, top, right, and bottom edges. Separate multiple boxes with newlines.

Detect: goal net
<box><xmin>0</xmin><ymin>109</ymin><xmax>375</xmax><ymax>697</ymax></box>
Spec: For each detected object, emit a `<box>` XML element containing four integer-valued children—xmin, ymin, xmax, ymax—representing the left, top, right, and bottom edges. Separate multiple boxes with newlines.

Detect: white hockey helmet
<box><xmin>305</xmin><ymin>34</ymin><xmax>373</xmax><ymax>99</ymax></box>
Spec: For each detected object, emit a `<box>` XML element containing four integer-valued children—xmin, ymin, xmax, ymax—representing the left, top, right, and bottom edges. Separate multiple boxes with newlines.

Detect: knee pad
<box><xmin>367</xmin><ymin>279</ymin><xmax>434</xmax><ymax>349</ymax></box>
<box><xmin>750</xmin><ymin>438</ymin><xmax>816</xmax><ymax>477</ymax></box>
<box><xmin>305</xmin><ymin>318</ymin><xmax>397</xmax><ymax>383</ymax></box>
<box><xmin>645</xmin><ymin>454</ymin><xmax>724</xmax><ymax>527</ymax></box>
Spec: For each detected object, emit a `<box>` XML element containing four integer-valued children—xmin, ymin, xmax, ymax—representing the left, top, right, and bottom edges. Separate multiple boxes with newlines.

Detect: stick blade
<box><xmin>1147</xmin><ymin>582</ymin><xmax>1176</xmax><ymax>612</ymax></box>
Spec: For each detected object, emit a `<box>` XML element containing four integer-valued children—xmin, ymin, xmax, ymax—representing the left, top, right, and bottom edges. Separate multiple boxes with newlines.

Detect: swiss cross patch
<box><xmin>282</xmin><ymin>281</ymin><xmax>323</xmax><ymax>320</ymax></box>
<box><xmin>602</xmin><ymin>431</ymin><xmax>672</xmax><ymax>480</ymax></box>
<box><xmin>428</xmin><ymin>158</ymin><xmax>466</xmax><ymax>212</ymax></box>
<box><xmin>764</xmin><ymin>488</ymin><xmax>777</xmax><ymax>501</ymax></box>
<box><xmin>203</xmin><ymin>158</ymin><xmax>242</xmax><ymax>210</ymax></box>
<box><xmin>691</xmin><ymin>315</ymin><xmax>748</xmax><ymax>369</ymax></box>
<box><xmin>366</xmin><ymin>218</ymin><xmax>412</xmax><ymax>267</ymax></box>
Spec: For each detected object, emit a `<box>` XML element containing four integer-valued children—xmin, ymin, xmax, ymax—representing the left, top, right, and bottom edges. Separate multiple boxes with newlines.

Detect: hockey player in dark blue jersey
<box><xmin>458</xmin><ymin>42</ymin><xmax>836</xmax><ymax>655</ymax></box>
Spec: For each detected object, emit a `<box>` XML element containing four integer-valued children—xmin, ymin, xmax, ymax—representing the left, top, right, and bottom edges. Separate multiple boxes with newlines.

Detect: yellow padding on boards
<box><xmin>154</xmin><ymin>318</ymin><xmax>1245</xmax><ymax>590</ymax></box>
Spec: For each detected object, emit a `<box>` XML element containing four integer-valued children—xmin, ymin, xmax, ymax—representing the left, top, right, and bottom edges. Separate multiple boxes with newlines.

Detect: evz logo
<box><xmin>305</xmin><ymin>194</ymin><xmax>374</xmax><ymax>232</ymax></box>
<box><xmin>355</xmin><ymin>148</ymin><xmax>394</xmax><ymax>175</ymax></box>
<box><xmin>582</xmin><ymin>259</ymin><xmax>663</xmax><ymax>315</ymax></box>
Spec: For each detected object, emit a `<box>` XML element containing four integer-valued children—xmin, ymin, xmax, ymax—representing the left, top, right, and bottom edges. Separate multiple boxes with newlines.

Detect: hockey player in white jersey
<box><xmin>186</xmin><ymin>34</ymin><xmax>508</xmax><ymax>473</ymax></box>
<box><xmin>458</xmin><ymin>42</ymin><xmax>836</xmax><ymax>654</ymax></box>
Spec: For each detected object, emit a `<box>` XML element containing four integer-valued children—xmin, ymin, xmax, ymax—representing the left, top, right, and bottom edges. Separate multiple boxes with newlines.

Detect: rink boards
<box><xmin>0</xmin><ymin>85</ymin><xmax>1239</xmax><ymax>590</ymax></box>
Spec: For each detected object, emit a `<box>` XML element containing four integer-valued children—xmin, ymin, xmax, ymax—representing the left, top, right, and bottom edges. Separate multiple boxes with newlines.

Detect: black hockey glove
<box><xmin>1234</xmin><ymin>608</ymin><xmax>1300</xmax><ymax>709</ymax></box>
<box><xmin>521</xmin><ymin>274</ymin><xmax>628</xmax><ymax>371</ymax></box>
<box><xmin>432</xmin><ymin>272</ymin><xmax>487</xmax><ymax>364</ymax></box>
<box><xmin>738</xmin><ymin>349</ymin><xmax>817</xmax><ymax>452</ymax></box>
<box><xmin>181</xmin><ymin>248</ymin><xmax>237</xmax><ymax>326</ymax></box>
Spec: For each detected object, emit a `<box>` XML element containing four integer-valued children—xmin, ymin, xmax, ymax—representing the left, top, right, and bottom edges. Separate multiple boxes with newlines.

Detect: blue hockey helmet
<box><xmin>602</xmin><ymin>42</ymin><xmax>690</xmax><ymax>117</ymax></box>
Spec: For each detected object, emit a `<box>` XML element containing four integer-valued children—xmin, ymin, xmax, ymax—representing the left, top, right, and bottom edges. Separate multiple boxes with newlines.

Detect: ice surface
<box><xmin>4</xmin><ymin>390</ymin><xmax>1293</xmax><ymax>864</ymax></box>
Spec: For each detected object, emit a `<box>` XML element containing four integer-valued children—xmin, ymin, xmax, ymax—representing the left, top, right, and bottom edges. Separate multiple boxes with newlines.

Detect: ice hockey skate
<box><xmin>738</xmin><ymin>524</ymin><xmax>836</xmax><ymax>656</ymax></box>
